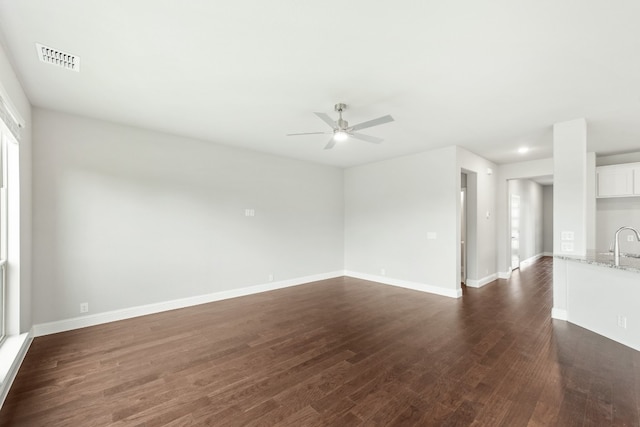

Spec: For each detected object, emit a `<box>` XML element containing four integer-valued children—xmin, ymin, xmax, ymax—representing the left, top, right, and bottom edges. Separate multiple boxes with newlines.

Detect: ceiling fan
<box><xmin>287</xmin><ymin>103</ymin><xmax>394</xmax><ymax>150</ymax></box>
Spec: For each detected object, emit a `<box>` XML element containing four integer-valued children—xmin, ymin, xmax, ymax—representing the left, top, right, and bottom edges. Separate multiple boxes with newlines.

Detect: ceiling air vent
<box><xmin>36</xmin><ymin>43</ymin><xmax>80</xmax><ymax>72</ymax></box>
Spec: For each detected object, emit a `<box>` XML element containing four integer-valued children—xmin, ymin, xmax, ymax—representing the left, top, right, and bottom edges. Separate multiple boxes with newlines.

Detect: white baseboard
<box><xmin>466</xmin><ymin>273</ymin><xmax>498</xmax><ymax>288</ymax></box>
<box><xmin>551</xmin><ymin>307</ymin><xmax>568</xmax><ymax>321</ymax></box>
<box><xmin>520</xmin><ymin>253</ymin><xmax>545</xmax><ymax>266</ymax></box>
<box><xmin>497</xmin><ymin>271</ymin><xmax>511</xmax><ymax>279</ymax></box>
<box><xmin>497</xmin><ymin>254</ymin><xmax>548</xmax><ymax>280</ymax></box>
<box><xmin>33</xmin><ymin>271</ymin><xmax>344</xmax><ymax>337</ymax></box>
<box><xmin>0</xmin><ymin>330</ymin><xmax>33</xmax><ymax>409</ymax></box>
<box><xmin>344</xmin><ymin>271</ymin><xmax>462</xmax><ymax>299</ymax></box>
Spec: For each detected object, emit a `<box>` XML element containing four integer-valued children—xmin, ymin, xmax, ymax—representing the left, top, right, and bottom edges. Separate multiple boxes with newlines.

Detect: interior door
<box><xmin>511</xmin><ymin>194</ymin><xmax>520</xmax><ymax>270</ymax></box>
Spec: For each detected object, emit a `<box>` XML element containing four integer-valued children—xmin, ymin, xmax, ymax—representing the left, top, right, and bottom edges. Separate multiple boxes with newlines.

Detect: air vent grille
<box><xmin>36</xmin><ymin>43</ymin><xmax>80</xmax><ymax>72</ymax></box>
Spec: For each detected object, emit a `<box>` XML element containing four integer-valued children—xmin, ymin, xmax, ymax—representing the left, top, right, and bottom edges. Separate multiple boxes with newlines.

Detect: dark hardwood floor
<box><xmin>1</xmin><ymin>257</ymin><xmax>639</xmax><ymax>426</ymax></box>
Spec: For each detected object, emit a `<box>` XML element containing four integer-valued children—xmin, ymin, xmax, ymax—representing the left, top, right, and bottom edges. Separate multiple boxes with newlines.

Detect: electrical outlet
<box><xmin>268</xmin><ymin>274</ymin><xmax>274</xmax><ymax>282</ymax></box>
<box><xmin>561</xmin><ymin>242</ymin><xmax>574</xmax><ymax>252</ymax></box>
<box><xmin>427</xmin><ymin>232</ymin><xmax>437</xmax><ymax>240</ymax></box>
<box><xmin>80</xmin><ymin>302</ymin><xmax>89</xmax><ymax>313</ymax></box>
<box><xmin>617</xmin><ymin>315</ymin><xmax>627</xmax><ymax>329</ymax></box>
<box><xmin>627</xmin><ymin>235</ymin><xmax>634</xmax><ymax>242</ymax></box>
<box><xmin>380</xmin><ymin>268</ymin><xmax>386</xmax><ymax>276</ymax></box>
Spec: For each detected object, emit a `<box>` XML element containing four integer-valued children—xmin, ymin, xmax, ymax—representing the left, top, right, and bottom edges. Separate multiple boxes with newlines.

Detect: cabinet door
<box><xmin>597</xmin><ymin>167</ymin><xmax>633</xmax><ymax>197</ymax></box>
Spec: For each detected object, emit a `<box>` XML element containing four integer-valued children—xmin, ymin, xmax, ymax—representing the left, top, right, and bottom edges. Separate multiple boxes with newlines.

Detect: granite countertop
<box><xmin>554</xmin><ymin>250</ymin><xmax>640</xmax><ymax>273</ymax></box>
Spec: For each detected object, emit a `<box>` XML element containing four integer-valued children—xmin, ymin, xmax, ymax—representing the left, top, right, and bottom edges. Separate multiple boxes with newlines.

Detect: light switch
<box><xmin>245</xmin><ymin>209</ymin><xmax>255</xmax><ymax>217</ymax></box>
<box><xmin>561</xmin><ymin>231</ymin><xmax>574</xmax><ymax>241</ymax></box>
<box><xmin>427</xmin><ymin>232</ymin><xmax>437</xmax><ymax>240</ymax></box>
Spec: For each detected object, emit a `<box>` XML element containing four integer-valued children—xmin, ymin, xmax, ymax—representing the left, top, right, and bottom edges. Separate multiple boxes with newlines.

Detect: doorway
<box><xmin>459</xmin><ymin>169</ymin><xmax>476</xmax><ymax>290</ymax></box>
<box><xmin>461</xmin><ymin>172</ymin><xmax>469</xmax><ymax>285</ymax></box>
<box><xmin>511</xmin><ymin>194</ymin><xmax>521</xmax><ymax>270</ymax></box>
<box><xmin>461</xmin><ymin>187</ymin><xmax>467</xmax><ymax>284</ymax></box>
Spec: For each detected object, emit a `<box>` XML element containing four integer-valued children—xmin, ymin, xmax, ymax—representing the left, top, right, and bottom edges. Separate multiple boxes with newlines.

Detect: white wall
<box><xmin>597</xmin><ymin>151</ymin><xmax>640</xmax><ymax>166</ymax></box>
<box><xmin>32</xmin><ymin>108</ymin><xmax>344</xmax><ymax>324</ymax></box>
<box><xmin>508</xmin><ymin>179</ymin><xmax>544</xmax><ymax>262</ymax></box>
<box><xmin>344</xmin><ymin>146</ymin><xmax>460</xmax><ymax>296</ymax></box>
<box><xmin>596</xmin><ymin>198</ymin><xmax>640</xmax><ymax>254</ymax></box>
<box><xmin>456</xmin><ymin>147</ymin><xmax>497</xmax><ymax>283</ymax></box>
<box><xmin>543</xmin><ymin>185</ymin><xmax>553</xmax><ymax>254</ymax></box>
<box><xmin>553</xmin><ymin>119</ymin><xmax>587</xmax><ymax>256</ymax></box>
<box><xmin>0</xmin><ymin>42</ymin><xmax>32</xmax><ymax>334</ymax></box>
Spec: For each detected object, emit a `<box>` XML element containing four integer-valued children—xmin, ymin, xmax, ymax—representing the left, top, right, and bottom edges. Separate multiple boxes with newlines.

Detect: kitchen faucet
<box><xmin>613</xmin><ymin>226</ymin><xmax>640</xmax><ymax>266</ymax></box>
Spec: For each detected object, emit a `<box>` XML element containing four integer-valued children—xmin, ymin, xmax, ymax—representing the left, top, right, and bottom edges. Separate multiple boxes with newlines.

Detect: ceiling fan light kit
<box><xmin>333</xmin><ymin>130</ymin><xmax>348</xmax><ymax>141</ymax></box>
<box><xmin>287</xmin><ymin>103</ymin><xmax>394</xmax><ymax>150</ymax></box>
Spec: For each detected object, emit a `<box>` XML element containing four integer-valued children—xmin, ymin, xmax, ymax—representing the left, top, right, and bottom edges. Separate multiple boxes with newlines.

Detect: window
<box><xmin>0</xmin><ymin>92</ymin><xmax>22</xmax><ymax>344</ymax></box>
<box><xmin>0</xmin><ymin>132</ymin><xmax>8</xmax><ymax>343</ymax></box>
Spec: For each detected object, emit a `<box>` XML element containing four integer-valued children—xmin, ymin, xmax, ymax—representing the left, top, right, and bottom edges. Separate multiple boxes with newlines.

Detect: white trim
<box><xmin>33</xmin><ymin>271</ymin><xmax>344</xmax><ymax>337</ymax></box>
<box><xmin>543</xmin><ymin>252</ymin><xmax>553</xmax><ymax>257</ymax></box>
<box><xmin>344</xmin><ymin>271</ymin><xmax>462</xmax><ymax>299</ymax></box>
<box><xmin>520</xmin><ymin>253</ymin><xmax>545</xmax><ymax>266</ymax></box>
<box><xmin>551</xmin><ymin>308</ymin><xmax>568</xmax><ymax>321</ymax></box>
<box><xmin>465</xmin><ymin>273</ymin><xmax>498</xmax><ymax>288</ymax></box>
<box><xmin>497</xmin><ymin>271</ymin><xmax>512</xmax><ymax>279</ymax></box>
<box><xmin>0</xmin><ymin>330</ymin><xmax>33</xmax><ymax>409</ymax></box>
<box><xmin>0</xmin><ymin>81</ymin><xmax>25</xmax><ymax>128</ymax></box>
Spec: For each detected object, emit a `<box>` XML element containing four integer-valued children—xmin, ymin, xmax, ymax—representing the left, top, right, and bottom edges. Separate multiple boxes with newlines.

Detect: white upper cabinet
<box><xmin>596</xmin><ymin>163</ymin><xmax>637</xmax><ymax>198</ymax></box>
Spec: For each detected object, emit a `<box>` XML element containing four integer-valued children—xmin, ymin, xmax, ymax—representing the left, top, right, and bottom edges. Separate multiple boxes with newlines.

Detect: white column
<box><xmin>552</xmin><ymin>118</ymin><xmax>587</xmax><ymax>319</ymax></box>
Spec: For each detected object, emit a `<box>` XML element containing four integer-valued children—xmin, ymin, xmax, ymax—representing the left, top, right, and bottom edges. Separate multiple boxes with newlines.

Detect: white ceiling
<box><xmin>1</xmin><ymin>0</ymin><xmax>640</xmax><ymax>167</ymax></box>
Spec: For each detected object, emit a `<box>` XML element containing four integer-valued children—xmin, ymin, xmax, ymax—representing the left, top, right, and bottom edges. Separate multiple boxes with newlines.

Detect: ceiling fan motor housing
<box><xmin>335</xmin><ymin>103</ymin><xmax>348</xmax><ymax>129</ymax></box>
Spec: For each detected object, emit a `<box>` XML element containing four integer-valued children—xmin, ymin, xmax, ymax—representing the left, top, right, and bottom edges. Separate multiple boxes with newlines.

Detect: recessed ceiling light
<box><xmin>518</xmin><ymin>147</ymin><xmax>529</xmax><ymax>154</ymax></box>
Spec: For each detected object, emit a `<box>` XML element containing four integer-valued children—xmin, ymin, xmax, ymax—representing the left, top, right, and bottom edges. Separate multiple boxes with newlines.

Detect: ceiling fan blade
<box><xmin>350</xmin><ymin>133</ymin><xmax>384</xmax><ymax>144</ymax></box>
<box><xmin>286</xmin><ymin>132</ymin><xmax>329</xmax><ymax>136</ymax></box>
<box><xmin>350</xmin><ymin>115</ymin><xmax>394</xmax><ymax>132</ymax></box>
<box><xmin>324</xmin><ymin>138</ymin><xmax>337</xmax><ymax>150</ymax></box>
<box><xmin>314</xmin><ymin>112</ymin><xmax>336</xmax><ymax>129</ymax></box>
